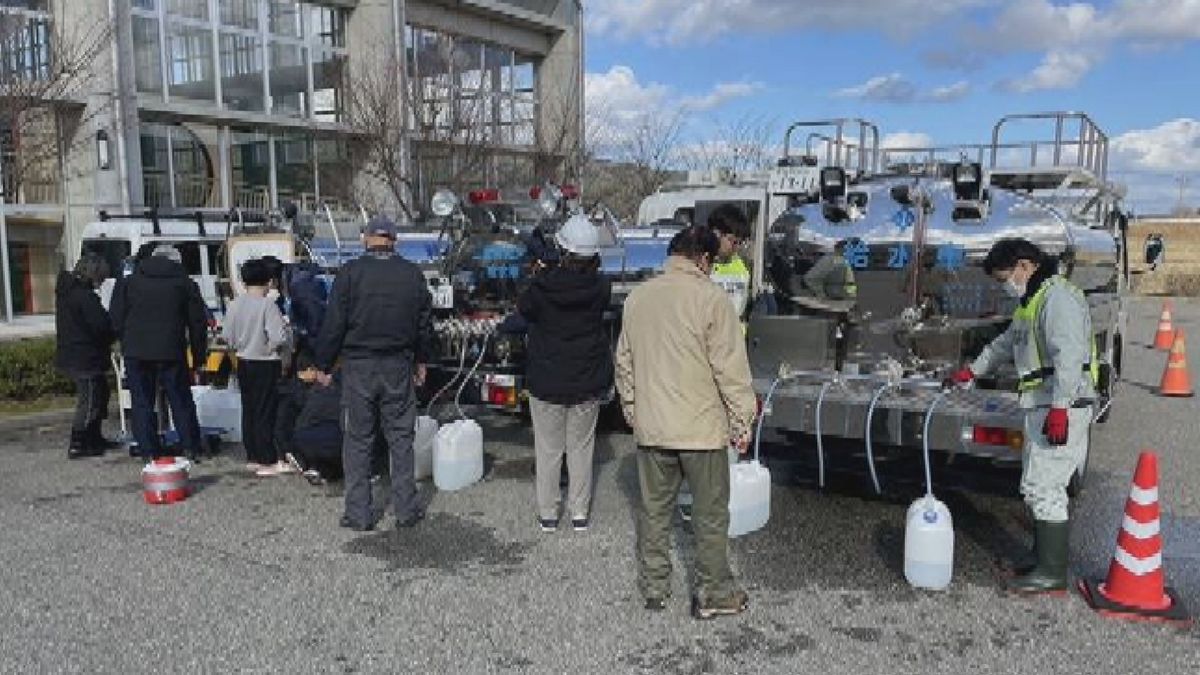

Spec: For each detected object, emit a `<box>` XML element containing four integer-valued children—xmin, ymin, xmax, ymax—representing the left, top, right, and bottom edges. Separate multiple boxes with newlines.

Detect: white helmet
<box><xmin>555</xmin><ymin>214</ymin><xmax>601</xmax><ymax>255</ymax></box>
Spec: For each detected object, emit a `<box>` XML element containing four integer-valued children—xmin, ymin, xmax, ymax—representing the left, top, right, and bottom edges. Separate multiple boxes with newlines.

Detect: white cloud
<box><xmin>1001</xmin><ymin>50</ymin><xmax>1098</xmax><ymax>92</ymax></box>
<box><xmin>588</xmin><ymin>0</ymin><xmax>988</xmax><ymax>45</ymax></box>
<box><xmin>680</xmin><ymin>81</ymin><xmax>765</xmax><ymax>112</ymax></box>
<box><xmin>584</xmin><ymin>66</ymin><xmax>670</xmax><ymax>126</ymax></box>
<box><xmin>1112</xmin><ymin>119</ymin><xmax>1200</xmax><ymax>172</ymax></box>
<box><xmin>834</xmin><ymin>74</ymin><xmax>970</xmax><ymax>103</ymax></box>
<box><xmin>978</xmin><ymin>0</ymin><xmax>1200</xmax><ymax>92</ymax></box>
<box><xmin>881</xmin><ymin>132</ymin><xmax>935</xmax><ymax>150</ymax></box>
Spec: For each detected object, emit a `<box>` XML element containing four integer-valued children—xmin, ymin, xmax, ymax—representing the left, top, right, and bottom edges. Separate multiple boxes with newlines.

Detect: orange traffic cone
<box><xmin>1078</xmin><ymin>452</ymin><xmax>1191</xmax><ymax>625</ymax></box>
<box><xmin>1153</xmin><ymin>301</ymin><xmax>1176</xmax><ymax>350</ymax></box>
<box><xmin>1159</xmin><ymin>330</ymin><xmax>1193</xmax><ymax>397</ymax></box>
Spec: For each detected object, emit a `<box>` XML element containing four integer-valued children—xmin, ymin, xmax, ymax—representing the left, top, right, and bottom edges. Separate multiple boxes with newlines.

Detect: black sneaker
<box><xmin>396</xmin><ymin>510</ymin><xmax>425</xmax><ymax>529</ymax></box>
<box><xmin>679</xmin><ymin>504</ymin><xmax>693</xmax><ymax>522</ymax></box>
<box><xmin>339</xmin><ymin>515</ymin><xmax>374</xmax><ymax>532</ymax></box>
<box><xmin>539</xmin><ymin>518</ymin><xmax>558</xmax><ymax>533</ymax></box>
<box><xmin>302</xmin><ymin>469</ymin><xmax>326</xmax><ymax>486</ymax></box>
<box><xmin>691</xmin><ymin>590</ymin><xmax>749</xmax><ymax>620</ymax></box>
<box><xmin>644</xmin><ymin>598</ymin><xmax>667</xmax><ymax>611</ymax></box>
<box><xmin>571</xmin><ymin>517</ymin><xmax>590</xmax><ymax>532</ymax></box>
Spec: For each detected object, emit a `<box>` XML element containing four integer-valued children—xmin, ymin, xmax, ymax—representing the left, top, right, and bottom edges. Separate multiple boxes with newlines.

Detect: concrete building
<box><xmin>0</xmin><ymin>0</ymin><xmax>583</xmax><ymax>317</ymax></box>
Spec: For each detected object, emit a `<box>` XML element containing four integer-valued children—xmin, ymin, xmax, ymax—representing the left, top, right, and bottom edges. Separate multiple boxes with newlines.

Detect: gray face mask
<box><xmin>1004</xmin><ymin>277</ymin><xmax>1027</xmax><ymax>298</ymax></box>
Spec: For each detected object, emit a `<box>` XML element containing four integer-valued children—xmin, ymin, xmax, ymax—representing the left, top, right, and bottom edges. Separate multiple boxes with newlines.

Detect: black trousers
<box><xmin>238</xmin><ymin>359</ymin><xmax>281</xmax><ymax>465</ymax></box>
<box><xmin>126</xmin><ymin>358</ymin><xmax>201</xmax><ymax>458</ymax></box>
<box><xmin>70</xmin><ymin>373</ymin><xmax>109</xmax><ymax>433</ymax></box>
<box><xmin>341</xmin><ymin>356</ymin><xmax>418</xmax><ymax>525</ymax></box>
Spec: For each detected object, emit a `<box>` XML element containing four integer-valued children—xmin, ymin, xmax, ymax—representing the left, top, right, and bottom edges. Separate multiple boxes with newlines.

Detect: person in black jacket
<box><xmin>314</xmin><ymin>215</ymin><xmax>434</xmax><ymax>531</ymax></box>
<box><xmin>520</xmin><ymin>214</ymin><xmax>613</xmax><ymax>532</ymax></box>
<box><xmin>109</xmin><ymin>245</ymin><xmax>208</xmax><ymax>461</ymax></box>
<box><xmin>55</xmin><ymin>253</ymin><xmax>118</xmax><ymax>459</ymax></box>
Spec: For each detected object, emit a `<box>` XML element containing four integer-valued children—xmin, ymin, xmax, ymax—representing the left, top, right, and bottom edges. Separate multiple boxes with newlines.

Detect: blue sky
<box><xmin>582</xmin><ymin>0</ymin><xmax>1200</xmax><ymax>214</ymax></box>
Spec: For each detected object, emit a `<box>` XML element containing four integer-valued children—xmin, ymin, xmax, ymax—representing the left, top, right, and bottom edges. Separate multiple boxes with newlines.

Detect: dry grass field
<box><xmin>1128</xmin><ymin>217</ymin><xmax>1200</xmax><ymax>296</ymax></box>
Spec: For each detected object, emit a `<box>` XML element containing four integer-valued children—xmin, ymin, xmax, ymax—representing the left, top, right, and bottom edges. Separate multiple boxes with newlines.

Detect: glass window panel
<box><xmin>312</xmin><ymin>49</ymin><xmax>345</xmax><ymax>122</ymax></box>
<box><xmin>316</xmin><ymin>137</ymin><xmax>352</xmax><ymax>207</ymax></box>
<box><xmin>1</xmin><ymin>13</ymin><xmax>51</xmax><ymax>82</ymax></box>
<box><xmin>268</xmin><ymin>0</ymin><xmax>302</xmax><ymax>37</ymax></box>
<box><xmin>219</xmin><ymin>31</ymin><xmax>263</xmax><ymax>111</ymax></box>
<box><xmin>132</xmin><ymin>0</ymin><xmax>157</xmax><ymax>9</ymax></box>
<box><xmin>0</xmin><ymin>1</ymin><xmax>49</xmax><ymax>9</ymax></box>
<box><xmin>513</xmin><ymin>95</ymin><xmax>534</xmax><ymax>146</ymax></box>
<box><xmin>514</xmin><ymin>54</ymin><xmax>534</xmax><ymax>95</ymax></box>
<box><xmin>132</xmin><ymin>16</ymin><xmax>163</xmax><ymax>94</ymax></box>
<box><xmin>309</xmin><ymin>5</ymin><xmax>345</xmax><ymax>49</ymax></box>
<box><xmin>274</xmin><ymin>132</ymin><xmax>314</xmax><ymax>206</ymax></box>
<box><xmin>168</xmin><ymin>22</ymin><xmax>217</xmax><ymax>103</ymax></box>
<box><xmin>219</xmin><ymin>0</ymin><xmax>257</xmax><ymax>29</ymax></box>
<box><xmin>171</xmin><ymin>124</ymin><xmax>218</xmax><ymax>208</ymax></box>
<box><xmin>139</xmin><ymin>123</ymin><xmax>170</xmax><ymax>208</ymax></box>
<box><xmin>229</xmin><ymin>128</ymin><xmax>271</xmax><ymax>210</ymax></box>
<box><xmin>268</xmin><ymin>42</ymin><xmax>307</xmax><ymax>117</ymax></box>
<box><xmin>167</xmin><ymin>0</ymin><xmax>208</xmax><ymax>20</ymax></box>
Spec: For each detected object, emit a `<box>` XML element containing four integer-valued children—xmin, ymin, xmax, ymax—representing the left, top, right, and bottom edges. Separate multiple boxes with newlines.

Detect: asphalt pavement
<box><xmin>1</xmin><ymin>297</ymin><xmax>1198</xmax><ymax>674</ymax></box>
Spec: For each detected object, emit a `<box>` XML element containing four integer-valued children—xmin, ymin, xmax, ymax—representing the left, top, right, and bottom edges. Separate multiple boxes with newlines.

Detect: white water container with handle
<box><xmin>904</xmin><ymin>495</ymin><xmax>954</xmax><ymax>590</ymax></box>
<box><xmin>904</xmin><ymin>390</ymin><xmax>955</xmax><ymax>591</ymax></box>
<box><xmin>414</xmin><ymin>416</ymin><xmax>439</xmax><ymax>481</ymax></box>
<box><xmin>728</xmin><ymin>459</ymin><xmax>770</xmax><ymax>538</ymax></box>
<box><xmin>433</xmin><ymin>419</ymin><xmax>484</xmax><ymax>491</ymax></box>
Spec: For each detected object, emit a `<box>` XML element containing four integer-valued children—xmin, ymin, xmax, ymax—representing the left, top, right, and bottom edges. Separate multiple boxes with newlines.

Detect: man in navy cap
<box><xmin>315</xmin><ymin>215</ymin><xmax>434</xmax><ymax>530</ymax></box>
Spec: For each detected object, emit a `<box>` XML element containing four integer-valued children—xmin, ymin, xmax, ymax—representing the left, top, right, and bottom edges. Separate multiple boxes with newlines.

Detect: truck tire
<box><xmin>1067</xmin><ymin>428</ymin><xmax>1092</xmax><ymax>497</ymax></box>
<box><xmin>1096</xmin><ymin>333</ymin><xmax>1122</xmax><ymax>424</ymax></box>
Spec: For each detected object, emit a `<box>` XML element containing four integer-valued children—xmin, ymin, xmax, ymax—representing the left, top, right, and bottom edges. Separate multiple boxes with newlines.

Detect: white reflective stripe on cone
<box><xmin>1121</xmin><ymin>515</ymin><xmax>1161</xmax><ymax>539</ymax></box>
<box><xmin>1114</xmin><ymin>547</ymin><xmax>1163</xmax><ymax>576</ymax></box>
<box><xmin>1128</xmin><ymin>485</ymin><xmax>1159</xmax><ymax>506</ymax></box>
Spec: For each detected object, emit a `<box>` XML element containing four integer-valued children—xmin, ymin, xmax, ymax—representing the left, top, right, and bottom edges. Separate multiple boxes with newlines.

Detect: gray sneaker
<box><xmin>691</xmin><ymin>590</ymin><xmax>749</xmax><ymax>620</ymax></box>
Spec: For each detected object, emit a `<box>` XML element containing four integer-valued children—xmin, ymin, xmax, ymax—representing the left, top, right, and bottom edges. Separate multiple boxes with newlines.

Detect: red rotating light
<box><xmin>560</xmin><ymin>184</ymin><xmax>580</xmax><ymax>199</ymax></box>
<box><xmin>468</xmin><ymin>188</ymin><xmax>501</xmax><ymax>204</ymax></box>
<box><xmin>529</xmin><ymin>185</ymin><xmax>541</xmax><ymax>200</ymax></box>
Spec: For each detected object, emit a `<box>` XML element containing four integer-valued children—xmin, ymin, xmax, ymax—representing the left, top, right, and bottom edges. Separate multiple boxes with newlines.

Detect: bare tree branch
<box><xmin>0</xmin><ymin>9</ymin><xmax>111</xmax><ymax>204</ymax></box>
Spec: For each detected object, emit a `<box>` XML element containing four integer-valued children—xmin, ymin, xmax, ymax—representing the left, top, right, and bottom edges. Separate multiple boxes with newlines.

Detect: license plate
<box><xmin>769</xmin><ymin>166</ymin><xmax>820</xmax><ymax>195</ymax></box>
<box><xmin>429</xmin><ymin>280</ymin><xmax>453</xmax><ymax>309</ymax></box>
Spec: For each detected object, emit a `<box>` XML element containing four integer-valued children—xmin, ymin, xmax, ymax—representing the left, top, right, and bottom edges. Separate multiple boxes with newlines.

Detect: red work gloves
<box><xmin>1043</xmin><ymin>407</ymin><xmax>1069</xmax><ymax>445</ymax></box>
<box><xmin>944</xmin><ymin>367</ymin><xmax>975</xmax><ymax>389</ymax></box>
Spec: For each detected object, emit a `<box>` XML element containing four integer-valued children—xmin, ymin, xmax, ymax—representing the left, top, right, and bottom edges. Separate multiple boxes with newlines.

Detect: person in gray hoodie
<box><xmin>223</xmin><ymin>258</ymin><xmax>291</xmax><ymax>476</ymax></box>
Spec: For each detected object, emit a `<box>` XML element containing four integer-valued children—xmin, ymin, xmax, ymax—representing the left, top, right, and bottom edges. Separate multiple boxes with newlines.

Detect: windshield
<box><xmin>81</xmin><ymin>239</ymin><xmax>132</xmax><ymax>280</ymax></box>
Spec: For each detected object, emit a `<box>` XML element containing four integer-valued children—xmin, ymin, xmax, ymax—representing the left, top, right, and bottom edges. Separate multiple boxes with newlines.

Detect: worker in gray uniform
<box><xmin>948</xmin><ymin>238</ymin><xmax>1097</xmax><ymax>594</ymax></box>
<box><xmin>315</xmin><ymin>215</ymin><xmax>434</xmax><ymax>531</ymax></box>
<box><xmin>799</xmin><ymin>240</ymin><xmax>857</xmax><ymax>309</ymax></box>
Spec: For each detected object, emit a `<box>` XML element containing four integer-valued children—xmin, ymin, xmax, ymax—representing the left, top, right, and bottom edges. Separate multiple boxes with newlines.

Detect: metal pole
<box><xmin>0</xmin><ymin>156</ymin><xmax>13</xmax><ymax>322</ymax></box>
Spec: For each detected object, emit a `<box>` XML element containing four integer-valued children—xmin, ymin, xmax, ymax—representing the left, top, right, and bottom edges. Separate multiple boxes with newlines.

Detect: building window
<box><xmin>131</xmin><ymin>14</ymin><xmax>163</xmax><ymax>93</ymax></box>
<box><xmin>268</xmin><ymin>0</ymin><xmax>302</xmax><ymax>38</ymax></box>
<box><xmin>167</xmin><ymin>22</ymin><xmax>217</xmax><ymax>103</ymax></box>
<box><xmin>312</xmin><ymin>48</ymin><xmax>345</xmax><ymax>122</ymax></box>
<box><xmin>268</xmin><ymin>41</ymin><xmax>307</xmax><ymax>116</ymax></box>
<box><xmin>219</xmin><ymin>0</ymin><xmax>257</xmax><ymax>30</ymax></box>
<box><xmin>0</xmin><ymin>6</ymin><xmax>51</xmax><ymax>82</ymax></box>
<box><xmin>167</xmin><ymin>0</ymin><xmax>207</xmax><ymax>21</ymax></box>
<box><xmin>274</xmin><ymin>132</ymin><xmax>313</xmax><ymax>207</ymax></box>
<box><xmin>230</xmin><ymin>128</ymin><xmax>271</xmax><ymax>210</ymax></box>
<box><xmin>140</xmin><ymin>123</ymin><xmax>171</xmax><ymax>208</ymax></box>
<box><xmin>219</xmin><ymin>31</ymin><xmax>264</xmax><ymax>111</ymax></box>
<box><xmin>171</xmin><ymin>124</ymin><xmax>218</xmax><ymax>208</ymax></box>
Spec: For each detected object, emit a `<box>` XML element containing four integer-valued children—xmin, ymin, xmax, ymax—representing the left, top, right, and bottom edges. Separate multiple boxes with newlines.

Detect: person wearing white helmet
<box><xmin>519</xmin><ymin>213</ymin><xmax>613</xmax><ymax>532</ymax></box>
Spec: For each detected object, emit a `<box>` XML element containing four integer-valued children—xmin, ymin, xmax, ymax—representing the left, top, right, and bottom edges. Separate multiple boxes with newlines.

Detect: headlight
<box><xmin>431</xmin><ymin>189</ymin><xmax>459</xmax><ymax>218</ymax></box>
<box><xmin>538</xmin><ymin>183</ymin><xmax>563</xmax><ymax>217</ymax></box>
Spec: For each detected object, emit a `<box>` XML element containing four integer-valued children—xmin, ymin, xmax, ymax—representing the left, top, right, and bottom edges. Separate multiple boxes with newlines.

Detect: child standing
<box><xmin>223</xmin><ymin>259</ymin><xmax>292</xmax><ymax>476</ymax></box>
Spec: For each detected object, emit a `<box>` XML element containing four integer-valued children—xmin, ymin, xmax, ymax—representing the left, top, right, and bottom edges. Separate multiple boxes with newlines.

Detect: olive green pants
<box><xmin>637</xmin><ymin>447</ymin><xmax>735</xmax><ymax>602</ymax></box>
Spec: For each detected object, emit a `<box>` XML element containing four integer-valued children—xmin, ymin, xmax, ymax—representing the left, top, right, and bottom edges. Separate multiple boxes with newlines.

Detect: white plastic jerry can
<box><xmin>728</xmin><ymin>460</ymin><xmax>771</xmax><ymax>538</ymax></box>
<box><xmin>414</xmin><ymin>416</ymin><xmax>439</xmax><ymax>481</ymax></box>
<box><xmin>904</xmin><ymin>494</ymin><xmax>955</xmax><ymax>590</ymax></box>
<box><xmin>433</xmin><ymin>419</ymin><xmax>484</xmax><ymax>491</ymax></box>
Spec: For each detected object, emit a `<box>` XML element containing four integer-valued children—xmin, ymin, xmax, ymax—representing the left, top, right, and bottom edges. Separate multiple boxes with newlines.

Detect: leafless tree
<box><xmin>681</xmin><ymin>113</ymin><xmax>778</xmax><ymax>175</ymax></box>
<box><xmin>0</xmin><ymin>10</ymin><xmax>111</xmax><ymax>205</ymax></box>
<box><xmin>581</xmin><ymin>101</ymin><xmax>687</xmax><ymax>222</ymax></box>
<box><xmin>343</xmin><ymin>39</ymin><xmax>522</xmax><ymax>219</ymax></box>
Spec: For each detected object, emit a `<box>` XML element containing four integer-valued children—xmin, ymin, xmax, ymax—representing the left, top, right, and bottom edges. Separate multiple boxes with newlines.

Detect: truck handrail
<box><xmin>989</xmin><ymin>111</ymin><xmax>1109</xmax><ymax>181</ymax></box>
<box><xmin>782</xmin><ymin>119</ymin><xmax>881</xmax><ymax>174</ymax></box>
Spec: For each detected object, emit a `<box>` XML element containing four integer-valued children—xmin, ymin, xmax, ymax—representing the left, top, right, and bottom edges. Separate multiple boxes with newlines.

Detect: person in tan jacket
<box><xmin>615</xmin><ymin>225</ymin><xmax>758</xmax><ymax>620</ymax></box>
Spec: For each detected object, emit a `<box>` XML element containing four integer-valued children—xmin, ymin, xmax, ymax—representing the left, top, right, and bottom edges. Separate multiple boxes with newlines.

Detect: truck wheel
<box><xmin>1096</xmin><ymin>333</ymin><xmax>1122</xmax><ymax>424</ymax></box>
<box><xmin>1067</xmin><ymin>431</ymin><xmax>1091</xmax><ymax>498</ymax></box>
